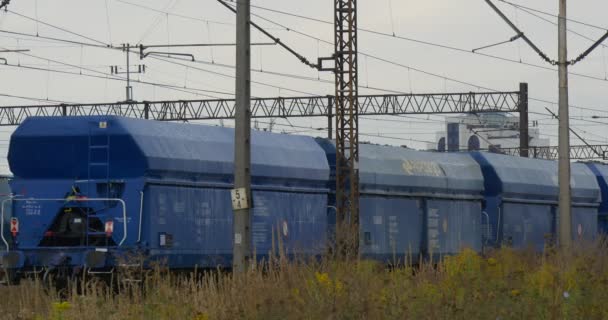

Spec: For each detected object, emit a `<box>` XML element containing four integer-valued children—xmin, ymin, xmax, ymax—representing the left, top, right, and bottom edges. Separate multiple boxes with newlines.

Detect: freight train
<box><xmin>1</xmin><ymin>116</ymin><xmax>607</xmax><ymax>281</ymax></box>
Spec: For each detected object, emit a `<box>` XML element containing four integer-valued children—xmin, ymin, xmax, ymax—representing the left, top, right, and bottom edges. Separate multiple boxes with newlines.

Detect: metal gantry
<box><xmin>0</xmin><ymin>91</ymin><xmax>522</xmax><ymax>126</ymax></box>
<box><xmin>500</xmin><ymin>145</ymin><xmax>608</xmax><ymax>160</ymax></box>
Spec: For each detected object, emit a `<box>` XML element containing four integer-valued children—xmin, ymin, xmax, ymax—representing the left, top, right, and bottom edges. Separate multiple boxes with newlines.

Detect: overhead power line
<box><xmin>0</xmin><ymin>28</ymin><xmax>397</xmax><ymax>96</ymax></box>
<box><xmin>543</xmin><ymin>107</ymin><xmax>603</xmax><ymax>158</ymax></box>
<box><xmin>497</xmin><ymin>0</ymin><xmax>608</xmax><ymax>31</ymax></box>
<box><xmin>114</xmin><ymin>0</ymin><xmax>234</xmax><ymax>26</ymax></box>
<box><xmin>0</xmin><ymin>9</ymin><xmax>327</xmax><ymax>97</ymax></box>
<box><xmin>6</xmin><ymin>10</ymin><xmax>109</xmax><ymax>46</ymax></box>
<box><xmin>505</xmin><ymin>2</ymin><xmax>608</xmax><ymax>49</ymax></box>
<box><xmin>216</xmin><ymin>0</ymin><xmax>319</xmax><ymax>69</ymax></box>
<box><xmin>0</xmin><ymin>35</ymin><xmax>314</xmax><ymax>97</ymax></box>
<box><xmin>1</xmin><ymin>59</ymin><xmax>230</xmax><ymax>99</ymax></box>
<box><xmin>243</xmin><ymin>3</ymin><xmax>608</xmax><ymax>83</ymax></box>
<box><xmin>0</xmin><ymin>92</ymin><xmax>76</xmax><ymax>104</ymax></box>
<box><xmin>486</xmin><ymin>0</ymin><xmax>608</xmax><ymax>66</ymax></box>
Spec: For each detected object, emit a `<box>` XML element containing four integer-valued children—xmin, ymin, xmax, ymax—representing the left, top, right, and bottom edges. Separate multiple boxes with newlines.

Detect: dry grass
<box><xmin>1</xmin><ymin>241</ymin><xmax>608</xmax><ymax>320</ymax></box>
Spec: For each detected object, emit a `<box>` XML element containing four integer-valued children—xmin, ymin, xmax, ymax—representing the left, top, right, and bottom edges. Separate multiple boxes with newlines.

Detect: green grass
<box><xmin>1</xmin><ymin>241</ymin><xmax>608</xmax><ymax>319</ymax></box>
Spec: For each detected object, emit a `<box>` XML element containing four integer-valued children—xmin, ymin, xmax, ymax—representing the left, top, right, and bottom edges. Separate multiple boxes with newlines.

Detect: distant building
<box><xmin>427</xmin><ymin>113</ymin><xmax>549</xmax><ymax>153</ymax></box>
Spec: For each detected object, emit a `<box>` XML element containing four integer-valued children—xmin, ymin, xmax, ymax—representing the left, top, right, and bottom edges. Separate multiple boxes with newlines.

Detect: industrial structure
<box><xmin>428</xmin><ymin>113</ymin><xmax>549</xmax><ymax>153</ymax></box>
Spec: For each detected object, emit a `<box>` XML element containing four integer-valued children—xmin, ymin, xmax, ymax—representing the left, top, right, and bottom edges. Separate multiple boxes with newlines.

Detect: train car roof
<box><xmin>472</xmin><ymin>152</ymin><xmax>600</xmax><ymax>203</ymax></box>
<box><xmin>315</xmin><ymin>139</ymin><xmax>484</xmax><ymax>197</ymax></box>
<box><xmin>9</xmin><ymin>116</ymin><xmax>329</xmax><ymax>186</ymax></box>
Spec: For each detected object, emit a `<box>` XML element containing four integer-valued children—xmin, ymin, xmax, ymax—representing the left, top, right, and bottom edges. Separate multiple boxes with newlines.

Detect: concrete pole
<box><xmin>233</xmin><ymin>0</ymin><xmax>252</xmax><ymax>273</ymax></box>
<box><xmin>558</xmin><ymin>0</ymin><xmax>572</xmax><ymax>248</ymax></box>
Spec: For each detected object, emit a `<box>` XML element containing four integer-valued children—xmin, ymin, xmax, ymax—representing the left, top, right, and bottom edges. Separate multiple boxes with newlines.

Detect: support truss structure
<box><xmin>500</xmin><ymin>145</ymin><xmax>608</xmax><ymax>160</ymax></box>
<box><xmin>0</xmin><ymin>91</ymin><xmax>522</xmax><ymax>126</ymax></box>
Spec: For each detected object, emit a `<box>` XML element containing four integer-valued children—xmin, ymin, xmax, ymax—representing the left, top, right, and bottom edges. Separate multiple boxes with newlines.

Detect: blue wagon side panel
<box><xmin>144</xmin><ymin>185</ymin><xmax>233</xmax><ymax>268</ymax></box>
<box><xmin>571</xmin><ymin>207</ymin><xmax>597</xmax><ymax>241</ymax></box>
<box><xmin>251</xmin><ymin>191</ymin><xmax>327</xmax><ymax>255</ymax></box>
<box><xmin>360</xmin><ymin>197</ymin><xmax>423</xmax><ymax>262</ymax></box>
<box><xmin>502</xmin><ymin>202</ymin><xmax>553</xmax><ymax>251</ymax></box>
<box><xmin>139</xmin><ymin>186</ymin><xmax>329</xmax><ymax>269</ymax></box>
<box><xmin>427</xmin><ymin>199</ymin><xmax>482</xmax><ymax>256</ymax></box>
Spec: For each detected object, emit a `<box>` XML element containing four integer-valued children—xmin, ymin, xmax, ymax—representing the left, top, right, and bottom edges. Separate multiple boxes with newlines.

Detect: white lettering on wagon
<box><xmin>427</xmin><ymin>208</ymin><xmax>440</xmax><ymax>251</ymax></box>
<box><xmin>401</xmin><ymin>160</ymin><xmax>444</xmax><ymax>177</ymax></box>
<box><xmin>388</xmin><ymin>216</ymin><xmax>398</xmax><ymax>250</ymax></box>
<box><xmin>22</xmin><ymin>201</ymin><xmax>42</xmax><ymax>216</ymax></box>
<box><xmin>114</xmin><ymin>217</ymin><xmax>132</xmax><ymax>223</ymax></box>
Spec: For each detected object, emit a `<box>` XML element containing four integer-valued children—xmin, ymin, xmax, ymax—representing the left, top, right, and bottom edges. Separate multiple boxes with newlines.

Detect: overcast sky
<box><xmin>0</xmin><ymin>0</ymin><xmax>608</xmax><ymax>174</ymax></box>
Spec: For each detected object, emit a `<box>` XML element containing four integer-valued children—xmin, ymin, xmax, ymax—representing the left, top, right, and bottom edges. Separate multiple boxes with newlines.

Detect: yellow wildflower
<box><xmin>52</xmin><ymin>301</ymin><xmax>71</xmax><ymax>313</ymax></box>
<box><xmin>487</xmin><ymin>257</ymin><xmax>498</xmax><ymax>266</ymax></box>
<box><xmin>193</xmin><ymin>313</ymin><xmax>209</xmax><ymax>320</ymax></box>
<box><xmin>315</xmin><ymin>272</ymin><xmax>331</xmax><ymax>287</ymax></box>
<box><xmin>334</xmin><ymin>279</ymin><xmax>344</xmax><ymax>295</ymax></box>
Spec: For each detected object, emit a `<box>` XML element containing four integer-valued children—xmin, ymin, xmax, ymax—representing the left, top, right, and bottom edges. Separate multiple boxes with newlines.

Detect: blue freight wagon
<box><xmin>316</xmin><ymin>139</ymin><xmax>484</xmax><ymax>263</ymax></box>
<box><xmin>585</xmin><ymin>162</ymin><xmax>608</xmax><ymax>234</ymax></box>
<box><xmin>1</xmin><ymin>116</ymin><xmax>330</xmax><ymax>275</ymax></box>
<box><xmin>472</xmin><ymin>152</ymin><xmax>600</xmax><ymax>250</ymax></box>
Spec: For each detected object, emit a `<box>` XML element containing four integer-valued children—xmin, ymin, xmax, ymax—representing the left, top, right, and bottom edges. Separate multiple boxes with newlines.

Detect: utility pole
<box><xmin>558</xmin><ymin>0</ymin><xmax>572</xmax><ymax>247</ymax></box>
<box><xmin>232</xmin><ymin>0</ymin><xmax>252</xmax><ymax>273</ymax></box>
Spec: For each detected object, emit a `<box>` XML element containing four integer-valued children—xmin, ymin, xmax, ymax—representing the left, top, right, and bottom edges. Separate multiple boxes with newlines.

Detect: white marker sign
<box><xmin>231</xmin><ymin>188</ymin><xmax>250</xmax><ymax>210</ymax></box>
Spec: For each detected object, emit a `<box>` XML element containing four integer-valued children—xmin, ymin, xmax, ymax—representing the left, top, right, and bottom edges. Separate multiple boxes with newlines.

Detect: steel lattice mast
<box><xmin>333</xmin><ymin>0</ymin><xmax>359</xmax><ymax>256</ymax></box>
